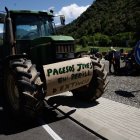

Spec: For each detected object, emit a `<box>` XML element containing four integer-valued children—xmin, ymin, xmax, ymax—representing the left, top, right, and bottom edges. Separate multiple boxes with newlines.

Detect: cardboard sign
<box><xmin>43</xmin><ymin>57</ymin><xmax>93</xmax><ymax>96</ymax></box>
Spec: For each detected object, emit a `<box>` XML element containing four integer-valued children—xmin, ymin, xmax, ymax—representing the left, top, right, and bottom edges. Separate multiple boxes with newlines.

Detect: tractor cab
<box><xmin>1</xmin><ymin>8</ymin><xmax>75</xmax><ymax>64</ymax></box>
<box><xmin>10</xmin><ymin>10</ymin><xmax>56</xmax><ymax>56</ymax></box>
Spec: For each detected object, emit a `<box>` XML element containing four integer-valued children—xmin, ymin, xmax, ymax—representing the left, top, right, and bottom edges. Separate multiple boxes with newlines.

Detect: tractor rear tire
<box><xmin>72</xmin><ymin>57</ymin><xmax>108</xmax><ymax>101</ymax></box>
<box><xmin>3</xmin><ymin>58</ymin><xmax>44</xmax><ymax>119</ymax></box>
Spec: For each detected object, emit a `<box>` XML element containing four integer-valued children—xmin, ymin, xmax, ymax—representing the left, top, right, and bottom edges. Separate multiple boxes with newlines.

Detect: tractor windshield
<box><xmin>15</xmin><ymin>14</ymin><xmax>55</xmax><ymax>40</ymax></box>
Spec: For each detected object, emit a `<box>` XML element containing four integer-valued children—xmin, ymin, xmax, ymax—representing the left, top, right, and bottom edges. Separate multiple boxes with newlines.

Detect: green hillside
<box><xmin>59</xmin><ymin>0</ymin><xmax>140</xmax><ymax>44</ymax></box>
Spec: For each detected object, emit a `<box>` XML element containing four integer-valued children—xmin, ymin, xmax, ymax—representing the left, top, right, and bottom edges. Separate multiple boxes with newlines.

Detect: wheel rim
<box><xmin>7</xmin><ymin>74</ymin><xmax>20</xmax><ymax>111</ymax></box>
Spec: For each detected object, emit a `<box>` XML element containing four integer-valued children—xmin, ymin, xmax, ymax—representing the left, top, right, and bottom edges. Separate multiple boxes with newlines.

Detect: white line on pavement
<box><xmin>39</xmin><ymin>119</ymin><xmax>63</xmax><ymax>140</ymax></box>
<box><xmin>0</xmin><ymin>107</ymin><xmax>3</xmax><ymax>111</ymax></box>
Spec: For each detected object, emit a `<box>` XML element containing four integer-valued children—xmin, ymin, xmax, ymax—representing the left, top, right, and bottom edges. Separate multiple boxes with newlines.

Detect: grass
<box><xmin>75</xmin><ymin>45</ymin><xmax>132</xmax><ymax>53</ymax></box>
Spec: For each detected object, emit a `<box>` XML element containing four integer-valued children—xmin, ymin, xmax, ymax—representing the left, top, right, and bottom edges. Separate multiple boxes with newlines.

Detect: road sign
<box><xmin>135</xmin><ymin>40</ymin><xmax>140</xmax><ymax>65</ymax></box>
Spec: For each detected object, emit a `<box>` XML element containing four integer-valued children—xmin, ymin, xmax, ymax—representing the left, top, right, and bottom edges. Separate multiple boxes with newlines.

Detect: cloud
<box><xmin>55</xmin><ymin>3</ymin><xmax>90</xmax><ymax>24</ymax></box>
<box><xmin>0</xmin><ymin>29</ymin><xmax>3</xmax><ymax>33</ymax></box>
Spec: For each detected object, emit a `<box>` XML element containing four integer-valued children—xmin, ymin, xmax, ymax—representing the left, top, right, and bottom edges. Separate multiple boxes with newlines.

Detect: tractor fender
<box><xmin>43</xmin><ymin>57</ymin><xmax>94</xmax><ymax>96</ymax></box>
<box><xmin>4</xmin><ymin>54</ymin><xmax>28</xmax><ymax>62</ymax></box>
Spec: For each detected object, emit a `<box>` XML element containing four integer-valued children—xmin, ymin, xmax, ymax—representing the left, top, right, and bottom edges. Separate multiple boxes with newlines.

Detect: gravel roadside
<box><xmin>102</xmin><ymin>60</ymin><xmax>140</xmax><ymax>108</ymax></box>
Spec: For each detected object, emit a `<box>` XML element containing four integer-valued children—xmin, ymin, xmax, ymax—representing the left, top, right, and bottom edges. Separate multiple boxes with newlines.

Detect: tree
<box><xmin>60</xmin><ymin>0</ymin><xmax>139</xmax><ymax>40</ymax></box>
<box><xmin>80</xmin><ymin>36</ymin><xmax>88</xmax><ymax>48</ymax></box>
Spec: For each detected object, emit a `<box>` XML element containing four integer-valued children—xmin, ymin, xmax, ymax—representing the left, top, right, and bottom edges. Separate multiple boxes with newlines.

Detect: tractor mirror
<box><xmin>60</xmin><ymin>15</ymin><xmax>65</xmax><ymax>25</ymax></box>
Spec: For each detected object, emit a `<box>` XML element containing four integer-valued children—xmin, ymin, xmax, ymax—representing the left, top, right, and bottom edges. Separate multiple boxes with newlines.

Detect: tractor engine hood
<box><xmin>31</xmin><ymin>35</ymin><xmax>74</xmax><ymax>46</ymax></box>
<box><xmin>30</xmin><ymin>35</ymin><xmax>75</xmax><ymax>65</ymax></box>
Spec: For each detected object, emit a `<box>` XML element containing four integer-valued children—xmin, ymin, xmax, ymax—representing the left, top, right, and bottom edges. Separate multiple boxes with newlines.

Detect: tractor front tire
<box><xmin>3</xmin><ymin>58</ymin><xmax>44</xmax><ymax>119</ymax></box>
<box><xmin>72</xmin><ymin>57</ymin><xmax>108</xmax><ymax>101</ymax></box>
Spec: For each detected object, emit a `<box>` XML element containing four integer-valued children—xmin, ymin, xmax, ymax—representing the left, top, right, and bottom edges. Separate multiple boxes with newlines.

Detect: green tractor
<box><xmin>0</xmin><ymin>7</ymin><xmax>107</xmax><ymax>119</ymax></box>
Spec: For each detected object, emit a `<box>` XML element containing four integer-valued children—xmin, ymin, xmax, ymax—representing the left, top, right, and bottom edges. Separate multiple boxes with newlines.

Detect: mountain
<box><xmin>59</xmin><ymin>0</ymin><xmax>140</xmax><ymax>39</ymax></box>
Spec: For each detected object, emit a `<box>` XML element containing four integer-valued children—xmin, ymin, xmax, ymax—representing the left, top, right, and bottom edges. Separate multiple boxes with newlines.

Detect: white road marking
<box><xmin>39</xmin><ymin>119</ymin><xmax>63</xmax><ymax>140</ymax></box>
<box><xmin>0</xmin><ymin>107</ymin><xmax>3</xmax><ymax>111</ymax></box>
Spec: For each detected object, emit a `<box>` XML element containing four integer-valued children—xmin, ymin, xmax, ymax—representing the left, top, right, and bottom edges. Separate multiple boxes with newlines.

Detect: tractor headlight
<box><xmin>56</xmin><ymin>53</ymin><xmax>63</xmax><ymax>59</ymax></box>
<box><xmin>67</xmin><ymin>53</ymin><xmax>74</xmax><ymax>58</ymax></box>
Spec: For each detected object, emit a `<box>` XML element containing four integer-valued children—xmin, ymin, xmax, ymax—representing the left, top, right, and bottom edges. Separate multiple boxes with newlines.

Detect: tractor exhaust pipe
<box><xmin>5</xmin><ymin>7</ymin><xmax>14</xmax><ymax>48</ymax></box>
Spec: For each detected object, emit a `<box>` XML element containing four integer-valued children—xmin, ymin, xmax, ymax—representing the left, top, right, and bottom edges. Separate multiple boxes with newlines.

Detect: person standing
<box><xmin>113</xmin><ymin>50</ymin><xmax>121</xmax><ymax>74</ymax></box>
<box><xmin>108</xmin><ymin>47</ymin><xmax>115</xmax><ymax>73</ymax></box>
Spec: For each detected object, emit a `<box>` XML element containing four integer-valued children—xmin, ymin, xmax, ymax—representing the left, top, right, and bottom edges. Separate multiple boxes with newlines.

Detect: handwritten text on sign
<box><xmin>43</xmin><ymin>57</ymin><xmax>93</xmax><ymax>96</ymax></box>
<box><xmin>47</xmin><ymin>62</ymin><xmax>92</xmax><ymax>77</ymax></box>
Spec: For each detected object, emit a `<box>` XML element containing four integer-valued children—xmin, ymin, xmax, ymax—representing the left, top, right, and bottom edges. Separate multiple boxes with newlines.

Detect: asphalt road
<box><xmin>0</xmin><ymin>101</ymin><xmax>103</xmax><ymax>140</ymax></box>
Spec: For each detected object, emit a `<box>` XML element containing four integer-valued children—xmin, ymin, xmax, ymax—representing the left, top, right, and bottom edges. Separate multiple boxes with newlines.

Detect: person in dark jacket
<box><xmin>113</xmin><ymin>50</ymin><xmax>121</xmax><ymax>74</ymax></box>
<box><xmin>108</xmin><ymin>47</ymin><xmax>116</xmax><ymax>73</ymax></box>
